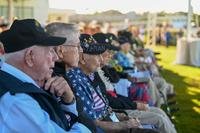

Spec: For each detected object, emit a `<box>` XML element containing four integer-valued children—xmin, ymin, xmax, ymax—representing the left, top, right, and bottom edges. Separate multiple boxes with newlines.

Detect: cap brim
<box><xmin>107</xmin><ymin>44</ymin><xmax>120</xmax><ymax>51</ymax></box>
<box><xmin>40</xmin><ymin>36</ymin><xmax>66</xmax><ymax>46</ymax></box>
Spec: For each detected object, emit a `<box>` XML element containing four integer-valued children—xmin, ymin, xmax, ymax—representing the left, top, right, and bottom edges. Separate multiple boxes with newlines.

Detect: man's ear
<box><xmin>79</xmin><ymin>53</ymin><xmax>86</xmax><ymax>64</ymax></box>
<box><xmin>55</xmin><ymin>45</ymin><xmax>64</xmax><ymax>59</ymax></box>
<box><xmin>24</xmin><ymin>48</ymin><xmax>34</xmax><ymax>67</ymax></box>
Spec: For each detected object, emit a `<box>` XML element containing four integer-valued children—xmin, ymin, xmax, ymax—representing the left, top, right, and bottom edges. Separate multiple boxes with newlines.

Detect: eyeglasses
<box><xmin>63</xmin><ymin>44</ymin><xmax>83</xmax><ymax>52</ymax></box>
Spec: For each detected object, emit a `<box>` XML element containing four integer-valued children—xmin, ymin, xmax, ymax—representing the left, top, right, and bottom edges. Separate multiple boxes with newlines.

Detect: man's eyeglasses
<box><xmin>63</xmin><ymin>44</ymin><xmax>83</xmax><ymax>52</ymax></box>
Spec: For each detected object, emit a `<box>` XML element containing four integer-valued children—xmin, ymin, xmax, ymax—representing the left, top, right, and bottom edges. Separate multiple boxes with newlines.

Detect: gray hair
<box><xmin>0</xmin><ymin>41</ymin><xmax>4</xmax><ymax>49</ymax></box>
<box><xmin>3</xmin><ymin>48</ymin><xmax>26</xmax><ymax>62</ymax></box>
<box><xmin>45</xmin><ymin>23</ymin><xmax>80</xmax><ymax>45</ymax></box>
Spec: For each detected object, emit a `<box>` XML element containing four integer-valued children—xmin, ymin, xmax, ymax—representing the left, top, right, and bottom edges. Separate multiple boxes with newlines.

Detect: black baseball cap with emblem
<box><xmin>106</xmin><ymin>33</ymin><xmax>118</xmax><ymax>42</ymax></box>
<box><xmin>79</xmin><ymin>34</ymin><xmax>106</xmax><ymax>55</ymax></box>
<box><xmin>0</xmin><ymin>19</ymin><xmax>66</xmax><ymax>53</ymax></box>
<box><xmin>92</xmin><ymin>33</ymin><xmax>120</xmax><ymax>51</ymax></box>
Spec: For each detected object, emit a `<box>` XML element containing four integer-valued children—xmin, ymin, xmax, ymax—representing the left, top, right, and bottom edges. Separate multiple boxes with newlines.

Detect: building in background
<box><xmin>157</xmin><ymin>15</ymin><xmax>187</xmax><ymax>29</ymax></box>
<box><xmin>0</xmin><ymin>0</ymin><xmax>49</xmax><ymax>24</ymax></box>
<box><xmin>47</xmin><ymin>8</ymin><xmax>75</xmax><ymax>23</ymax></box>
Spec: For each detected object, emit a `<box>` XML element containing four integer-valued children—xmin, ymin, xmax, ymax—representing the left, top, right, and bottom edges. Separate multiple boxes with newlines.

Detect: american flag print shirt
<box><xmin>66</xmin><ymin>67</ymin><xmax>108</xmax><ymax>120</ymax></box>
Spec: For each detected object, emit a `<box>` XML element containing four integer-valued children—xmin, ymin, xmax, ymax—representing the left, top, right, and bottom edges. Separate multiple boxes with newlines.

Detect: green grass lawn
<box><xmin>147</xmin><ymin>45</ymin><xmax>200</xmax><ymax>133</ymax></box>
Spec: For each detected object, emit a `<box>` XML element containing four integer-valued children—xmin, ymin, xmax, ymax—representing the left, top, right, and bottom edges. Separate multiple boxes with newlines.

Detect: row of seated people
<box><xmin>49</xmin><ymin>23</ymin><xmax>177</xmax><ymax>133</ymax></box>
<box><xmin>0</xmin><ymin>19</ymin><xmax>176</xmax><ymax>133</ymax></box>
<box><xmin>93</xmin><ymin>32</ymin><xmax>175</xmax><ymax>107</ymax></box>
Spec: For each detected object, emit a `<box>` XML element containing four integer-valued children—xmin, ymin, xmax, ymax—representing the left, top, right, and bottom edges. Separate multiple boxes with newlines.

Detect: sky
<box><xmin>49</xmin><ymin>0</ymin><xmax>200</xmax><ymax>14</ymax></box>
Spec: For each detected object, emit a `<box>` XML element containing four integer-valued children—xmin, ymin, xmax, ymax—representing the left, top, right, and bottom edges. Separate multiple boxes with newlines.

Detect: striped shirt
<box><xmin>92</xmin><ymin>92</ymin><xmax>105</xmax><ymax>111</ymax></box>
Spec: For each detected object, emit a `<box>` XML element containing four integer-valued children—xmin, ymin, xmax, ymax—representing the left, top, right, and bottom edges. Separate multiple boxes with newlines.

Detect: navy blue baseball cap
<box><xmin>80</xmin><ymin>34</ymin><xmax>106</xmax><ymax>55</ymax></box>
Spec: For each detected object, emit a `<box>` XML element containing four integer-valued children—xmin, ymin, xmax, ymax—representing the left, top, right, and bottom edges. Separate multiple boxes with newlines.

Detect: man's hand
<box><xmin>126</xmin><ymin>118</ymin><xmax>140</xmax><ymax>128</ymax></box>
<box><xmin>136</xmin><ymin>102</ymin><xmax>149</xmax><ymax>111</ymax></box>
<box><xmin>115</xmin><ymin>112</ymin><xmax>129</xmax><ymax>121</ymax></box>
<box><xmin>44</xmin><ymin>76</ymin><xmax>74</xmax><ymax>103</ymax></box>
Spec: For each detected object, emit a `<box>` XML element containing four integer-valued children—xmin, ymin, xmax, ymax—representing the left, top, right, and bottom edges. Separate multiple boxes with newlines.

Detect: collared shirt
<box><xmin>0</xmin><ymin>62</ymin><xmax>91</xmax><ymax>133</ymax></box>
<box><xmin>66</xmin><ymin>67</ymin><xmax>109</xmax><ymax>120</ymax></box>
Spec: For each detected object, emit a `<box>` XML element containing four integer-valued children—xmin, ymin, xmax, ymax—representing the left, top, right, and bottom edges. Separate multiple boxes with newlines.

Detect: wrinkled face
<box><xmin>101</xmin><ymin>50</ymin><xmax>113</xmax><ymax>66</ymax></box>
<box><xmin>27</xmin><ymin>46</ymin><xmax>58</xmax><ymax>81</ymax></box>
<box><xmin>82</xmin><ymin>53</ymin><xmax>101</xmax><ymax>72</ymax></box>
<box><xmin>120</xmin><ymin>42</ymin><xmax>131</xmax><ymax>53</ymax></box>
<box><xmin>56</xmin><ymin>35</ymin><xmax>82</xmax><ymax>68</ymax></box>
<box><xmin>60</xmin><ymin>43</ymin><xmax>81</xmax><ymax>67</ymax></box>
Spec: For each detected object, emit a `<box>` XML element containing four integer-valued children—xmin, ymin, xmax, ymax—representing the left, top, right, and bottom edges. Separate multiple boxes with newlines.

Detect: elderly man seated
<box><xmin>0</xmin><ymin>19</ymin><xmax>91</xmax><ymax>133</ymax></box>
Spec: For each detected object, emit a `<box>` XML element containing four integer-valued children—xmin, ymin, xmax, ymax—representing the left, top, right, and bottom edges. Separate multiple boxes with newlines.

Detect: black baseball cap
<box><xmin>92</xmin><ymin>33</ymin><xmax>120</xmax><ymax>51</ymax></box>
<box><xmin>0</xmin><ymin>19</ymin><xmax>66</xmax><ymax>53</ymax></box>
<box><xmin>118</xmin><ymin>36</ymin><xmax>130</xmax><ymax>45</ymax></box>
<box><xmin>80</xmin><ymin>34</ymin><xmax>106</xmax><ymax>55</ymax></box>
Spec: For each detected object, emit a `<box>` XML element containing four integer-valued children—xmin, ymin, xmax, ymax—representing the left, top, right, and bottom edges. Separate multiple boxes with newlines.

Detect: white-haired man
<box><xmin>0</xmin><ymin>19</ymin><xmax>91</xmax><ymax>133</ymax></box>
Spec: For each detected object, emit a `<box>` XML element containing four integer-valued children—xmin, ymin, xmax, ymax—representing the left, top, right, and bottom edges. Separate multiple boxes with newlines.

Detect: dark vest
<box><xmin>0</xmin><ymin>70</ymin><xmax>78</xmax><ymax>131</ymax></box>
